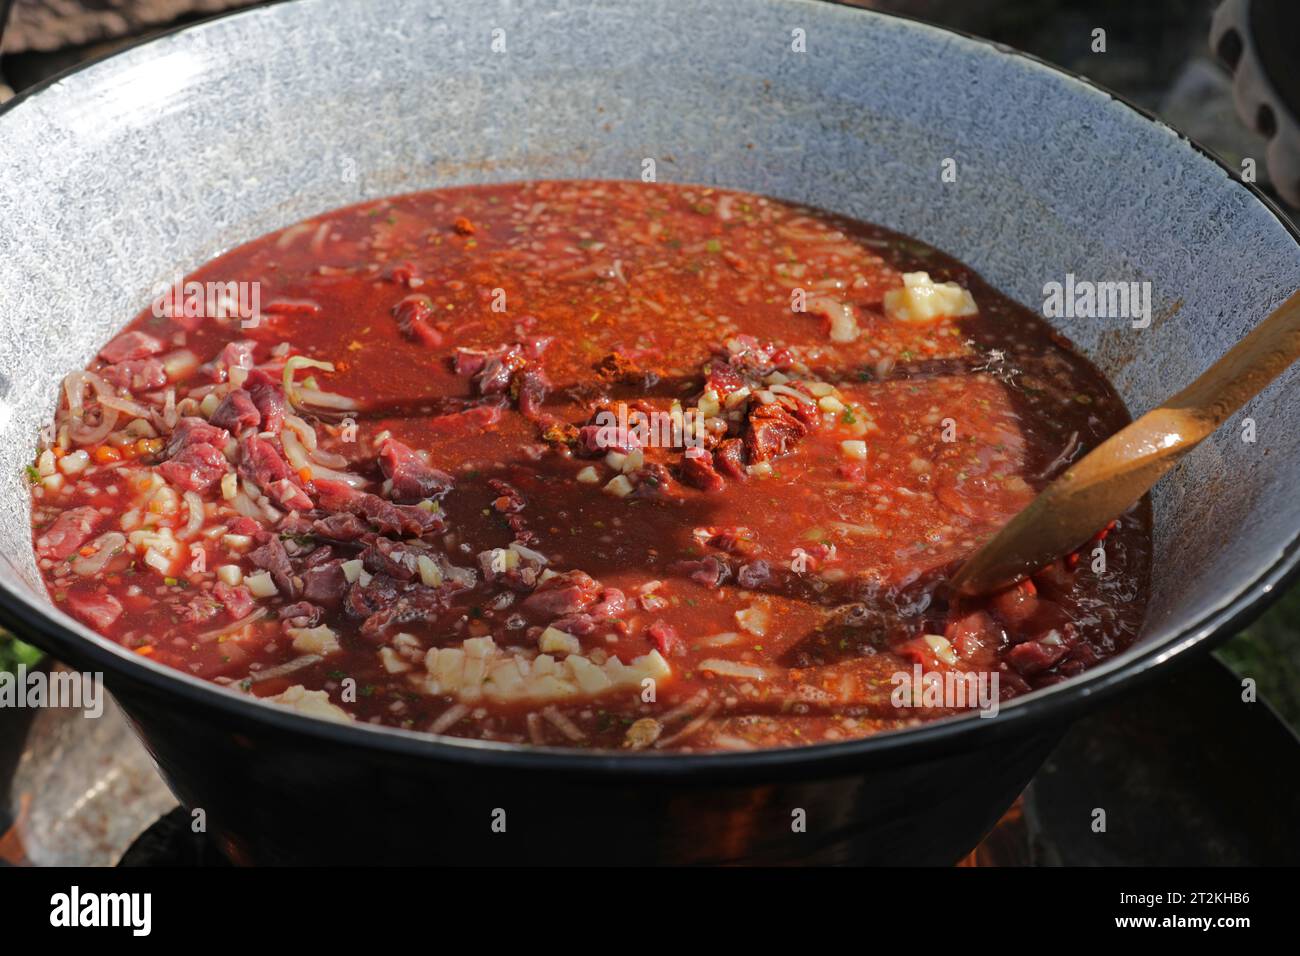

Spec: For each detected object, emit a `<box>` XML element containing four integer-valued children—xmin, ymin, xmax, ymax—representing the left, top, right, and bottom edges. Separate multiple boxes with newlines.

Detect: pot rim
<box><xmin>1</xmin><ymin>0</ymin><xmax>1297</xmax><ymax>778</ymax></box>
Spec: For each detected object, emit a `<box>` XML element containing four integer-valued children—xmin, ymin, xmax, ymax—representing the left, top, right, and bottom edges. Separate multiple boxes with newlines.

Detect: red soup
<box><xmin>30</xmin><ymin>181</ymin><xmax>1150</xmax><ymax>750</ymax></box>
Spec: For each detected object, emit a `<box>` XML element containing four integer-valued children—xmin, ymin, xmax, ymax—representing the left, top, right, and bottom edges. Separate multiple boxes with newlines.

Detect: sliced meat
<box><xmin>214</xmin><ymin>581</ymin><xmax>256</xmax><ymax>621</ymax></box>
<box><xmin>392</xmin><ymin>294</ymin><xmax>443</xmax><ymax>347</ymax></box>
<box><xmin>314</xmin><ymin>478</ymin><xmax>441</xmax><ymax>537</ymax></box>
<box><xmin>359</xmin><ymin>585</ymin><xmax>447</xmax><ymax>641</ymax></box>
<box><xmin>99</xmin><ymin>331</ymin><xmax>163</xmax><ymax>364</ymax></box>
<box><xmin>744</xmin><ymin>403</ymin><xmax>807</xmax><ymax>463</ymax></box>
<box><xmin>65</xmin><ymin>590</ymin><xmax>123</xmax><ymax>630</ymax></box>
<box><xmin>586</xmin><ymin>587</ymin><xmax>627</xmax><ymax>619</ymax></box>
<box><xmin>669</xmin><ymin>555</ymin><xmax>731</xmax><ymax>589</ymax></box>
<box><xmin>426</xmin><ymin>399</ymin><xmax>506</xmax><ymax>438</ymax></box>
<box><xmin>36</xmin><ymin>506</ymin><xmax>102</xmax><ymax>561</ymax></box>
<box><xmin>520</xmin><ymin>570</ymin><xmax>601</xmax><ymax>618</ymax></box>
<box><xmin>164</xmin><ymin>417</ymin><xmax>231</xmax><ymax>459</ymax></box>
<box><xmin>736</xmin><ymin>560</ymin><xmax>771</xmax><ymax>589</ymax></box>
<box><xmin>158</xmin><ymin>442</ymin><xmax>228</xmax><ymax>493</ymax></box>
<box><xmin>680</xmin><ymin>452</ymin><xmax>725</xmax><ymax>492</ymax></box>
<box><xmin>452</xmin><ymin>348</ymin><xmax>488</xmax><ymax>378</ymax></box>
<box><xmin>248</xmin><ymin>533</ymin><xmax>296</xmax><ymax>598</ymax></box>
<box><xmin>301</xmin><ymin>561</ymin><xmax>349</xmax><ymax>609</ymax></box>
<box><xmin>1006</xmin><ymin>627</ymin><xmax>1077</xmax><ymax>677</ymax></box>
<box><xmin>344</xmin><ymin>573</ymin><xmax>400</xmax><ymax>620</ymax></box>
<box><xmin>360</xmin><ymin>537</ymin><xmax>417</xmax><ymax>582</ymax></box>
<box><xmin>240</xmin><ymin>437</ymin><xmax>312</xmax><ymax>511</ymax></box>
<box><xmin>647</xmin><ymin>620</ymin><xmax>681</xmax><ymax>656</ymax></box>
<box><xmin>175</xmin><ymin>591</ymin><xmax>222</xmax><ymax>624</ymax></box>
<box><xmin>101</xmin><ymin>358</ymin><xmax>167</xmax><ymax>392</ymax></box>
<box><xmin>514</xmin><ymin>367</ymin><xmax>550</xmax><ymax>419</ymax></box>
<box><xmin>713</xmin><ymin>439</ymin><xmax>747</xmax><ymax>479</ymax></box>
<box><xmin>311</xmin><ymin>512</ymin><xmax>370</xmax><ymax>542</ymax></box>
<box><xmin>279</xmin><ymin>600</ymin><xmax>325</xmax><ymax>630</ymax></box>
<box><xmin>248</xmin><ymin>381</ymin><xmax>287</xmax><ymax>434</ymax></box>
<box><xmin>379</xmin><ymin>439</ymin><xmax>453</xmax><ymax>503</ymax></box>
<box><xmin>210</xmin><ymin>389</ymin><xmax>261</xmax><ymax>432</ymax></box>
<box><xmin>226</xmin><ymin>516</ymin><xmax>263</xmax><ymax>536</ymax></box>
<box><xmin>704</xmin><ymin>358</ymin><xmax>745</xmax><ymax>396</ymax></box>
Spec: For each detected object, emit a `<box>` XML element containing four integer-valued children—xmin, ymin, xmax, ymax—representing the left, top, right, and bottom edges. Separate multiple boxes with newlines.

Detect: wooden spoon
<box><xmin>950</xmin><ymin>288</ymin><xmax>1300</xmax><ymax>597</ymax></box>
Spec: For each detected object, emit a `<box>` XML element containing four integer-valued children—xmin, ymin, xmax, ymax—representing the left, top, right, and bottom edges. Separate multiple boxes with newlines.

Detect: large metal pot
<box><xmin>0</xmin><ymin>0</ymin><xmax>1296</xmax><ymax>864</ymax></box>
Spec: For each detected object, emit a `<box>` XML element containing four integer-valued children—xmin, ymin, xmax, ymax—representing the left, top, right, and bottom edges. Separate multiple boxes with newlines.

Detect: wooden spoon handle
<box><xmin>1164</xmin><ymin>288</ymin><xmax>1300</xmax><ymax>428</ymax></box>
<box><xmin>951</xmin><ymin>288</ymin><xmax>1300</xmax><ymax>596</ymax></box>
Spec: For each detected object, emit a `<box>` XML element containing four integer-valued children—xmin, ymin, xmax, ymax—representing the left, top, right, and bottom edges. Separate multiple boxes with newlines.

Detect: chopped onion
<box><xmin>247</xmin><ymin>653</ymin><xmax>322</xmax><ymax>684</ymax></box>
<box><xmin>161</xmin><ymin>349</ymin><xmax>198</xmax><ymax>380</ymax></box>
<box><xmin>231</xmin><ymin>489</ymin><xmax>263</xmax><ymax>519</ymax></box>
<box><xmin>160</xmin><ymin>388</ymin><xmax>178</xmax><ymax>430</ymax></box>
<box><xmin>281</xmin><ymin>427</ymin><xmax>367</xmax><ymax>487</ymax></box>
<box><xmin>283</xmin><ymin>414</ymin><xmax>318</xmax><ymax>452</ymax></box>
<box><xmin>282</xmin><ymin>355</ymin><xmax>347</xmax><ymax>411</ymax></box>
<box><xmin>97</xmin><ymin>393</ymin><xmax>153</xmax><ymax>419</ymax></box>
<box><xmin>196</xmin><ymin>607</ymin><xmax>268</xmax><ymax>643</ymax></box>
<box><xmin>699</xmin><ymin>659</ymin><xmax>770</xmax><ymax>680</ymax></box>
<box><xmin>71</xmin><ymin>532</ymin><xmax>126</xmax><ymax>576</ymax></box>
<box><xmin>294</xmin><ymin>386</ymin><xmax>357</xmax><ymax>410</ymax></box>
<box><xmin>430</xmin><ymin>702</ymin><xmax>470</xmax><ymax>735</ymax></box>
<box><xmin>62</xmin><ymin>371</ymin><xmax>87</xmax><ymax>416</ymax></box>
<box><xmin>541</xmin><ymin>705</ymin><xmax>585</xmax><ymax>741</ymax></box>
<box><xmin>68</xmin><ymin>407</ymin><xmax>119</xmax><ymax>445</ymax></box>
<box><xmin>310</xmin><ymin>447</ymin><xmax>349</xmax><ymax>469</ymax></box>
<box><xmin>176</xmin><ymin>490</ymin><xmax>205</xmax><ymax>540</ymax></box>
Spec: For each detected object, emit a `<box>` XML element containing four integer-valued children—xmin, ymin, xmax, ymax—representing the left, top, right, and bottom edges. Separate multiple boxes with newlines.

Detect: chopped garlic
<box><xmin>417</xmin><ymin>636</ymin><xmax>670</xmax><ymax>704</ymax></box>
<box><xmin>262</xmin><ymin>685</ymin><xmax>350</xmax><ymax>722</ymax></box>
<box><xmin>621</xmin><ymin>447</ymin><xmax>645</xmax><ymax>474</ymax></box>
<box><xmin>539</xmin><ymin>626</ymin><xmax>582</xmax><ymax>656</ymax></box>
<box><xmin>735</xmin><ymin>604</ymin><xmax>769</xmax><ymax>636</ymax></box>
<box><xmin>699</xmin><ymin>659</ymin><xmax>770</xmax><ymax>681</ymax></box>
<box><xmin>417</xmin><ymin>554</ymin><xmax>443</xmax><ymax>588</ymax></box>
<box><xmin>604</xmin><ymin>474</ymin><xmax>634</xmax><ymax>497</ymax></box>
<box><xmin>221</xmin><ymin>533</ymin><xmax>253</xmax><ymax>552</ymax></box>
<box><xmin>288</xmin><ymin>624</ymin><xmax>341</xmax><ymax>656</ymax></box>
<box><xmin>884</xmin><ymin>271</ymin><xmax>978</xmax><ymax>323</ymax></box>
<box><xmin>576</xmin><ymin>465</ymin><xmax>600</xmax><ymax>484</ymax></box>
<box><xmin>840</xmin><ymin>440</ymin><xmax>868</xmax><ymax>460</ymax></box>
<box><xmin>58</xmin><ymin>450</ymin><xmax>90</xmax><ymax>475</ymax></box>
<box><xmin>818</xmin><ymin>395</ymin><xmax>845</xmax><ymax>414</ymax></box>
<box><xmin>923</xmin><ymin>634</ymin><xmax>960</xmax><ymax>666</ymax></box>
<box><xmin>245</xmin><ymin>570</ymin><xmax>278</xmax><ymax>598</ymax></box>
<box><xmin>341</xmin><ymin>559</ymin><xmax>364</xmax><ymax>583</ymax></box>
<box><xmin>724</xmin><ymin>386</ymin><xmax>752</xmax><ymax>409</ymax></box>
<box><xmin>379</xmin><ymin>647</ymin><xmax>412</xmax><ymax>674</ymax></box>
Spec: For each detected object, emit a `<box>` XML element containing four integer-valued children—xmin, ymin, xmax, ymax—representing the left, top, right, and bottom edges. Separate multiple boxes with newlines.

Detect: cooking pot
<box><xmin>1</xmin><ymin>0</ymin><xmax>1297</xmax><ymax>864</ymax></box>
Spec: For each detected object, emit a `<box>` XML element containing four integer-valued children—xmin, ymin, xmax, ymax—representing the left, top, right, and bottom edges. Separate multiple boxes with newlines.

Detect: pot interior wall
<box><xmin>1</xmin><ymin>0</ymin><xmax>1297</xmax><ymax>664</ymax></box>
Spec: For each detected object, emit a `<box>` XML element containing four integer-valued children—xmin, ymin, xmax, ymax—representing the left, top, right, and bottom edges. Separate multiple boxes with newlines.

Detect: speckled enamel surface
<box><xmin>0</xmin><ymin>0</ymin><xmax>1297</xmax><ymax>713</ymax></box>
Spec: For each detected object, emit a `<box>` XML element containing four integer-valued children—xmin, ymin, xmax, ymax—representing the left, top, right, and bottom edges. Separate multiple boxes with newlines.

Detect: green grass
<box><xmin>0</xmin><ymin>630</ymin><xmax>43</xmax><ymax>674</ymax></box>
<box><xmin>1215</xmin><ymin>583</ymin><xmax>1300</xmax><ymax>731</ymax></box>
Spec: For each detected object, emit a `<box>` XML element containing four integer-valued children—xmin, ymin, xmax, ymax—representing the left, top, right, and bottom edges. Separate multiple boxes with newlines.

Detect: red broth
<box><xmin>29</xmin><ymin>181</ymin><xmax>1150</xmax><ymax>750</ymax></box>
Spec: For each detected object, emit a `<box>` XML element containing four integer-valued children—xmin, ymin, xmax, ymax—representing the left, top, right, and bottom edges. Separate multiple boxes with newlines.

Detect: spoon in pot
<box><xmin>950</xmin><ymin>288</ymin><xmax>1300</xmax><ymax>597</ymax></box>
